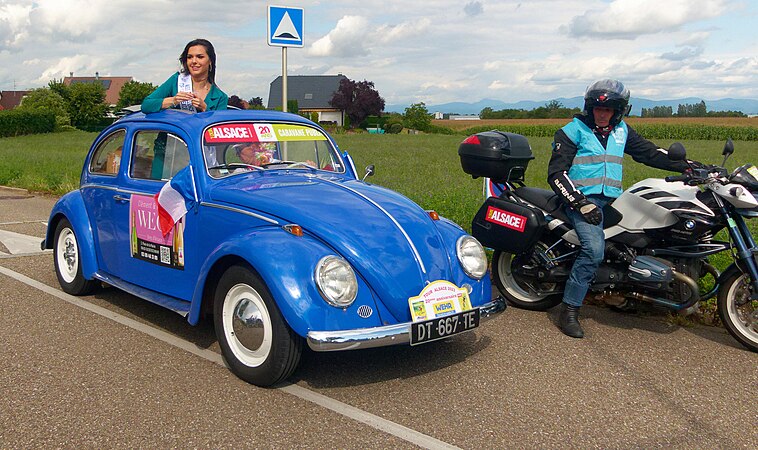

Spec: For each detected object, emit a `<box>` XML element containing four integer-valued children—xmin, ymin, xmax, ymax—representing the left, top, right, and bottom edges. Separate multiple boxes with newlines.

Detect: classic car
<box><xmin>43</xmin><ymin>109</ymin><xmax>505</xmax><ymax>386</ymax></box>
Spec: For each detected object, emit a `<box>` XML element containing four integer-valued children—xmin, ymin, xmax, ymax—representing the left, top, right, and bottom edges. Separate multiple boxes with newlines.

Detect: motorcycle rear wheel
<box><xmin>717</xmin><ymin>266</ymin><xmax>758</xmax><ymax>352</ymax></box>
<box><xmin>492</xmin><ymin>243</ymin><xmax>563</xmax><ymax>311</ymax></box>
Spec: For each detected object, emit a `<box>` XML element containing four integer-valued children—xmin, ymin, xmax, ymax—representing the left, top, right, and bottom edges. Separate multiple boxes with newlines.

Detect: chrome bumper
<box><xmin>306</xmin><ymin>296</ymin><xmax>506</xmax><ymax>352</ymax></box>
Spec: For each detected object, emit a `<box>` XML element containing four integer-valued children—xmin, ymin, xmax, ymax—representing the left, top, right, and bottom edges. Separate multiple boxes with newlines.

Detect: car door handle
<box><xmin>113</xmin><ymin>194</ymin><xmax>130</xmax><ymax>203</ymax></box>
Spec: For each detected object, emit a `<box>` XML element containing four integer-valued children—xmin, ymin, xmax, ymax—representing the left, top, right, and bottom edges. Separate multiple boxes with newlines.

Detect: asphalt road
<box><xmin>1</xmin><ymin>187</ymin><xmax>756</xmax><ymax>449</ymax></box>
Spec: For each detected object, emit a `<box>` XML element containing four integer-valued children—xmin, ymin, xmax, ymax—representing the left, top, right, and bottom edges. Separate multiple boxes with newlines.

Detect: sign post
<box><xmin>268</xmin><ymin>5</ymin><xmax>304</xmax><ymax>113</ymax></box>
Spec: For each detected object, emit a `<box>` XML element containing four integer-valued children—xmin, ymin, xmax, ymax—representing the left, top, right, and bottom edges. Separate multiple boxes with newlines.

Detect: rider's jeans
<box><xmin>563</xmin><ymin>195</ymin><xmax>612</xmax><ymax>308</ymax></box>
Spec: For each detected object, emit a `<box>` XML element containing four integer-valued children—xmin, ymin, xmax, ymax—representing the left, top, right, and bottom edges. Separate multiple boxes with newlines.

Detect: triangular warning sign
<box><xmin>273</xmin><ymin>11</ymin><xmax>300</xmax><ymax>40</ymax></box>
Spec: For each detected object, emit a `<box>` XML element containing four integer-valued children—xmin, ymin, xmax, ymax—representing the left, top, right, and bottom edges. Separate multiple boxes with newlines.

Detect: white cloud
<box><xmin>309</xmin><ymin>15</ymin><xmax>371</xmax><ymax>57</ymax></box>
<box><xmin>567</xmin><ymin>0</ymin><xmax>729</xmax><ymax>38</ymax></box>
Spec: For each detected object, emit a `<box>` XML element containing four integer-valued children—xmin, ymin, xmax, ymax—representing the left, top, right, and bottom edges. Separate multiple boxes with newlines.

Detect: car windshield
<box><xmin>202</xmin><ymin>122</ymin><xmax>345</xmax><ymax>178</ymax></box>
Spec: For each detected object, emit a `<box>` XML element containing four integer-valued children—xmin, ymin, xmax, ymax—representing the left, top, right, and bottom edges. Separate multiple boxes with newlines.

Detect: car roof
<box><xmin>115</xmin><ymin>109</ymin><xmax>316</xmax><ymax>130</ymax></box>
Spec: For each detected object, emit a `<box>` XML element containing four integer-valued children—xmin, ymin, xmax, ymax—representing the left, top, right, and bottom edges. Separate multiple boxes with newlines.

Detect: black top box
<box><xmin>458</xmin><ymin>131</ymin><xmax>534</xmax><ymax>182</ymax></box>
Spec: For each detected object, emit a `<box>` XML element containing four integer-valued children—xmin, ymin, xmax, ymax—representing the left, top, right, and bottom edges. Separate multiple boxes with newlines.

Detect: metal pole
<box><xmin>282</xmin><ymin>47</ymin><xmax>288</xmax><ymax>113</ymax></box>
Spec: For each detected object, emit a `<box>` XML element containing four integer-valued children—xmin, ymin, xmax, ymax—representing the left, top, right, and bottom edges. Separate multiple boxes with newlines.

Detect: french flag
<box><xmin>155</xmin><ymin>166</ymin><xmax>196</xmax><ymax>236</ymax></box>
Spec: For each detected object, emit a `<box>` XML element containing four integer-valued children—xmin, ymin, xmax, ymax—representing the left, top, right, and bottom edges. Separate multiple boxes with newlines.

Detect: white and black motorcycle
<box><xmin>458</xmin><ymin>131</ymin><xmax>758</xmax><ymax>352</ymax></box>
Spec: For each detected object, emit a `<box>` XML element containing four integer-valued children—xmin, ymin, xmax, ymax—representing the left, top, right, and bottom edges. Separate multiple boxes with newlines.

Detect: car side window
<box><xmin>130</xmin><ymin>131</ymin><xmax>190</xmax><ymax>181</ymax></box>
<box><xmin>89</xmin><ymin>130</ymin><xmax>126</xmax><ymax>176</ymax></box>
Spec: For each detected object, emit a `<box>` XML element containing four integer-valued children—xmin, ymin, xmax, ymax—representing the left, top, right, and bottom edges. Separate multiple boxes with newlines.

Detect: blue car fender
<box><xmin>44</xmin><ymin>191</ymin><xmax>99</xmax><ymax>280</ymax></box>
<box><xmin>188</xmin><ymin>226</ymin><xmax>384</xmax><ymax>337</ymax></box>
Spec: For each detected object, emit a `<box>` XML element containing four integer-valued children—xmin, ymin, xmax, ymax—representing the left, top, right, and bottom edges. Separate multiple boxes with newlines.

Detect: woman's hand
<box><xmin>191</xmin><ymin>94</ymin><xmax>207</xmax><ymax>112</ymax></box>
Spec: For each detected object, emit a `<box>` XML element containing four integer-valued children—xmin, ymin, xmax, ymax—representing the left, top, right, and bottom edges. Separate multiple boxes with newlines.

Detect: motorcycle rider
<box><xmin>547</xmin><ymin>79</ymin><xmax>702</xmax><ymax>338</ymax></box>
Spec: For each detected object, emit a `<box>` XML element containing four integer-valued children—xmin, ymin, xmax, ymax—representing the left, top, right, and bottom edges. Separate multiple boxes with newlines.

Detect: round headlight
<box><xmin>315</xmin><ymin>255</ymin><xmax>358</xmax><ymax>307</ymax></box>
<box><xmin>457</xmin><ymin>236</ymin><xmax>487</xmax><ymax>280</ymax></box>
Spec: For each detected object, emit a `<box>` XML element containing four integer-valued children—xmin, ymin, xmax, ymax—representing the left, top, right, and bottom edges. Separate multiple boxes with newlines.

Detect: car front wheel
<box><xmin>53</xmin><ymin>218</ymin><xmax>98</xmax><ymax>295</ymax></box>
<box><xmin>213</xmin><ymin>265</ymin><xmax>302</xmax><ymax>387</ymax></box>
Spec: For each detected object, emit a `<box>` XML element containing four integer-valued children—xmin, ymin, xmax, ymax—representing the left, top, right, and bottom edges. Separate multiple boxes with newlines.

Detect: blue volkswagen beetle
<box><xmin>43</xmin><ymin>109</ymin><xmax>505</xmax><ymax>386</ymax></box>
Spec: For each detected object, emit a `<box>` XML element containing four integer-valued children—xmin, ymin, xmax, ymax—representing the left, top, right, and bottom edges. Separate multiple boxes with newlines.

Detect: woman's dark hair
<box><xmin>179</xmin><ymin>38</ymin><xmax>217</xmax><ymax>84</ymax></box>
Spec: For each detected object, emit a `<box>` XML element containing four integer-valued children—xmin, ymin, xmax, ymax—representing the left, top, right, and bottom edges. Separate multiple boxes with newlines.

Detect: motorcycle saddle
<box><xmin>512</xmin><ymin>186</ymin><xmax>623</xmax><ymax>228</ymax></box>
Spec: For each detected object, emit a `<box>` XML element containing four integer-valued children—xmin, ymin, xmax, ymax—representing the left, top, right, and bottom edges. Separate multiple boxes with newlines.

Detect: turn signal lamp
<box><xmin>427</xmin><ymin>210</ymin><xmax>440</xmax><ymax>221</ymax></box>
<box><xmin>283</xmin><ymin>224</ymin><xmax>303</xmax><ymax>237</ymax></box>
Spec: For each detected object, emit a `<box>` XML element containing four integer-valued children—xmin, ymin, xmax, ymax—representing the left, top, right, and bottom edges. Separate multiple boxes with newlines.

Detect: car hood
<box><xmin>207</xmin><ymin>172</ymin><xmax>456</xmax><ymax>321</ymax></box>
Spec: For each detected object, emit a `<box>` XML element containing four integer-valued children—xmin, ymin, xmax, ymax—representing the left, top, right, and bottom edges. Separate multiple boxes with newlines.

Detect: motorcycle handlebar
<box><xmin>665</xmin><ymin>174</ymin><xmax>690</xmax><ymax>183</ymax></box>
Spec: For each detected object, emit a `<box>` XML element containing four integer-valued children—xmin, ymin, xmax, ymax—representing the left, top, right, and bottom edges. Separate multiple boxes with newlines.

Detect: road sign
<box><xmin>268</xmin><ymin>5</ymin><xmax>304</xmax><ymax>47</ymax></box>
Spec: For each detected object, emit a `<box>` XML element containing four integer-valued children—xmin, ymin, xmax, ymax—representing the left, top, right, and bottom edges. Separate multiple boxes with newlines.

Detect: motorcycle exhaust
<box><xmin>627</xmin><ymin>270</ymin><xmax>700</xmax><ymax>312</ymax></box>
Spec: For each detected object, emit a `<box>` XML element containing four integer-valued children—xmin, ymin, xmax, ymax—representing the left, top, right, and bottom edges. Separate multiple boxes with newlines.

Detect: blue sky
<box><xmin>1</xmin><ymin>0</ymin><xmax>757</xmax><ymax>108</ymax></box>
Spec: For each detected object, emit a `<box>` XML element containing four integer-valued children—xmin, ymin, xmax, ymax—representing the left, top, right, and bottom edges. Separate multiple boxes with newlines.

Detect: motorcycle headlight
<box><xmin>315</xmin><ymin>255</ymin><xmax>358</xmax><ymax>307</ymax></box>
<box><xmin>457</xmin><ymin>235</ymin><xmax>487</xmax><ymax>280</ymax></box>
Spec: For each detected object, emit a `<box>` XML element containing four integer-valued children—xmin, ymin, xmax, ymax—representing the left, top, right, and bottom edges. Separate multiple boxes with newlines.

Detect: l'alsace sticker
<box><xmin>408</xmin><ymin>280</ymin><xmax>472</xmax><ymax>322</ymax></box>
<box><xmin>204</xmin><ymin>123</ymin><xmax>327</xmax><ymax>143</ymax></box>
<box><xmin>485</xmin><ymin>205</ymin><xmax>527</xmax><ymax>232</ymax></box>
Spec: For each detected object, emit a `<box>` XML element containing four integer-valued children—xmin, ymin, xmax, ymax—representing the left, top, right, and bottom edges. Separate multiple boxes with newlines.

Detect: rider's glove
<box><xmin>571</xmin><ymin>198</ymin><xmax>602</xmax><ymax>226</ymax></box>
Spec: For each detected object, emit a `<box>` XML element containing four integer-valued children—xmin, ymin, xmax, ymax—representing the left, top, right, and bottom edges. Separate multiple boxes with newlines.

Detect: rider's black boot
<box><xmin>559</xmin><ymin>303</ymin><xmax>584</xmax><ymax>338</ymax></box>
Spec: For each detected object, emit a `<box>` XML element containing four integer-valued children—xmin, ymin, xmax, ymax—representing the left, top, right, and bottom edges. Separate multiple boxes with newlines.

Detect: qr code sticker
<box><xmin>160</xmin><ymin>246</ymin><xmax>171</xmax><ymax>264</ymax></box>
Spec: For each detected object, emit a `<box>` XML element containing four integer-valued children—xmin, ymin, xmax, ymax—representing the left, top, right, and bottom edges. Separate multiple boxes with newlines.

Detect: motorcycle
<box><xmin>458</xmin><ymin>130</ymin><xmax>758</xmax><ymax>352</ymax></box>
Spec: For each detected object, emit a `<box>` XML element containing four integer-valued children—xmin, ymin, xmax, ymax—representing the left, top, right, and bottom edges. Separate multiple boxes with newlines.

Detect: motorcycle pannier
<box><xmin>458</xmin><ymin>131</ymin><xmax>534</xmax><ymax>182</ymax></box>
<box><xmin>471</xmin><ymin>194</ymin><xmax>545</xmax><ymax>254</ymax></box>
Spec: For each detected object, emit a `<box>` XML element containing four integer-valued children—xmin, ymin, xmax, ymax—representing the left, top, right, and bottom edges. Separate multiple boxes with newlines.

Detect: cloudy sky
<box><xmin>1</xmin><ymin>0</ymin><xmax>757</xmax><ymax>108</ymax></box>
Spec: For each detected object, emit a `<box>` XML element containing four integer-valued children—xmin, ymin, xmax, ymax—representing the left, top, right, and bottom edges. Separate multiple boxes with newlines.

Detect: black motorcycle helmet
<box><xmin>583</xmin><ymin>79</ymin><xmax>631</xmax><ymax>127</ymax></box>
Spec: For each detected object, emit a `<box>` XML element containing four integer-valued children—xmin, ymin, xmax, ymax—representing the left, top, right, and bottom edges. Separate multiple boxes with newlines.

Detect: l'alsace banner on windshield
<box><xmin>204</xmin><ymin>123</ymin><xmax>327</xmax><ymax>144</ymax></box>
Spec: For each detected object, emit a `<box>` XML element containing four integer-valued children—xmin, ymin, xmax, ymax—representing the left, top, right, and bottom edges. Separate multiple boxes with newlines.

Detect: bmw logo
<box><xmin>684</xmin><ymin>220</ymin><xmax>696</xmax><ymax>230</ymax></box>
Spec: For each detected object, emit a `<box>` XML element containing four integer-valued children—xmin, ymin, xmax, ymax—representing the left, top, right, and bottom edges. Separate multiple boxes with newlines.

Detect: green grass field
<box><xmin>1</xmin><ymin>129</ymin><xmax>757</xmax><ymax>229</ymax></box>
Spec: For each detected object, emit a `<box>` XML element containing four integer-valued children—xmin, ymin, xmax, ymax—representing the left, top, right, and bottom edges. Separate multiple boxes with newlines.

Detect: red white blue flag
<box><xmin>155</xmin><ymin>166</ymin><xmax>196</xmax><ymax>236</ymax></box>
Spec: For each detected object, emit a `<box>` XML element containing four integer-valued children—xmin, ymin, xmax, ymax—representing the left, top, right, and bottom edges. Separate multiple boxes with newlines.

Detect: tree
<box><xmin>228</xmin><ymin>95</ymin><xmax>246</xmax><ymax>109</ymax></box>
<box><xmin>117</xmin><ymin>80</ymin><xmax>155</xmax><ymax>109</ymax></box>
<box><xmin>48</xmin><ymin>78</ymin><xmax>70</xmax><ymax>102</ymax></box>
<box><xmin>249</xmin><ymin>96</ymin><xmax>264</xmax><ymax>109</ymax></box>
<box><xmin>68</xmin><ymin>82</ymin><xmax>108</xmax><ymax>129</ymax></box>
<box><xmin>403</xmin><ymin>102</ymin><xmax>432</xmax><ymax>131</ymax></box>
<box><xmin>329</xmin><ymin>78</ymin><xmax>385</xmax><ymax>128</ymax></box>
<box><xmin>17</xmin><ymin>87</ymin><xmax>71</xmax><ymax>128</ymax></box>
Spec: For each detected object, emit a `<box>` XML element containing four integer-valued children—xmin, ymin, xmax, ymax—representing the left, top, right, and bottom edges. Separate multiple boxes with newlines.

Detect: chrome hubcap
<box><xmin>222</xmin><ymin>283</ymin><xmax>273</xmax><ymax>367</ymax></box>
<box><xmin>232</xmin><ymin>298</ymin><xmax>265</xmax><ymax>352</ymax></box>
<box><xmin>57</xmin><ymin>228</ymin><xmax>78</xmax><ymax>283</ymax></box>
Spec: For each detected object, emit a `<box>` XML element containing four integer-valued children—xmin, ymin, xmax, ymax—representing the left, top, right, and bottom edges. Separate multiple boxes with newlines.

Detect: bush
<box><xmin>387</xmin><ymin>123</ymin><xmax>403</xmax><ymax>134</ymax></box>
<box><xmin>16</xmin><ymin>87</ymin><xmax>71</xmax><ymax>129</ymax></box>
<box><xmin>0</xmin><ymin>109</ymin><xmax>56</xmax><ymax>137</ymax></box>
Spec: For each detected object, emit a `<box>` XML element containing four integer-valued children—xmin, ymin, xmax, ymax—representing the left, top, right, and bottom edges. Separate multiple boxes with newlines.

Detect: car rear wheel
<box><xmin>213</xmin><ymin>265</ymin><xmax>302</xmax><ymax>387</ymax></box>
<box><xmin>53</xmin><ymin>218</ymin><xmax>98</xmax><ymax>295</ymax></box>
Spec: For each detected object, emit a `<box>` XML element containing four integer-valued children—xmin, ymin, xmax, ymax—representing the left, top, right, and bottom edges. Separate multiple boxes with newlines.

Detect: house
<box><xmin>267</xmin><ymin>74</ymin><xmax>348</xmax><ymax>125</ymax></box>
<box><xmin>63</xmin><ymin>73</ymin><xmax>133</xmax><ymax>107</ymax></box>
<box><xmin>0</xmin><ymin>90</ymin><xmax>30</xmax><ymax>110</ymax></box>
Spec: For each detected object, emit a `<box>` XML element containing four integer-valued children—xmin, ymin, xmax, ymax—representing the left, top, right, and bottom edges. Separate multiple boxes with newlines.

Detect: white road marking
<box><xmin>0</xmin><ymin>229</ymin><xmax>45</xmax><ymax>254</ymax></box>
<box><xmin>0</xmin><ymin>264</ymin><xmax>460</xmax><ymax>450</ymax></box>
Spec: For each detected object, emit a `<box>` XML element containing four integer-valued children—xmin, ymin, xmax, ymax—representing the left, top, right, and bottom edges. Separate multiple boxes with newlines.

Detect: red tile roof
<box><xmin>63</xmin><ymin>76</ymin><xmax>133</xmax><ymax>105</ymax></box>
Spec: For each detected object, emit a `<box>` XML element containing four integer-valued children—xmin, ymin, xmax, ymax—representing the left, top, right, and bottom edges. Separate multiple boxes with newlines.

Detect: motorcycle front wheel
<box><xmin>492</xmin><ymin>241</ymin><xmax>563</xmax><ymax>311</ymax></box>
<box><xmin>717</xmin><ymin>265</ymin><xmax>758</xmax><ymax>352</ymax></box>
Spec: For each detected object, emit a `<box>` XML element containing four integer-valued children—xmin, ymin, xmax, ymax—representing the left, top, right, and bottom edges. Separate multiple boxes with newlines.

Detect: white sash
<box><xmin>177</xmin><ymin>73</ymin><xmax>196</xmax><ymax>112</ymax></box>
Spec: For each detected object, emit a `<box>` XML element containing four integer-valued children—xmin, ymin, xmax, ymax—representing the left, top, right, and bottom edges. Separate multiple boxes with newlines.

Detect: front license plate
<box><xmin>410</xmin><ymin>308</ymin><xmax>480</xmax><ymax>346</ymax></box>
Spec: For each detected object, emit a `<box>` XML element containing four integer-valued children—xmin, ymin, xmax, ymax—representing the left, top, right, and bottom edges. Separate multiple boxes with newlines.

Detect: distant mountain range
<box><xmin>385</xmin><ymin>97</ymin><xmax>758</xmax><ymax>116</ymax></box>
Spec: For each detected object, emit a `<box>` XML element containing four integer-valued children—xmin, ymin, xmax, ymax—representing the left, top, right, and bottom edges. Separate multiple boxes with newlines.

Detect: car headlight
<box><xmin>315</xmin><ymin>255</ymin><xmax>358</xmax><ymax>307</ymax></box>
<box><xmin>457</xmin><ymin>235</ymin><xmax>487</xmax><ymax>280</ymax></box>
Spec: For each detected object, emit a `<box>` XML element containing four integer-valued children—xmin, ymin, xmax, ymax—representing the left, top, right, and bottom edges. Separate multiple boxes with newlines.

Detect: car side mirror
<box><xmin>362</xmin><ymin>164</ymin><xmax>375</xmax><ymax>181</ymax></box>
<box><xmin>667</xmin><ymin>142</ymin><xmax>686</xmax><ymax>161</ymax></box>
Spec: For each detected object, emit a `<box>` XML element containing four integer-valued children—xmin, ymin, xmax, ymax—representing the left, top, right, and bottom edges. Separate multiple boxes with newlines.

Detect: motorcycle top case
<box><xmin>458</xmin><ymin>131</ymin><xmax>534</xmax><ymax>182</ymax></box>
<box><xmin>472</xmin><ymin>194</ymin><xmax>545</xmax><ymax>254</ymax></box>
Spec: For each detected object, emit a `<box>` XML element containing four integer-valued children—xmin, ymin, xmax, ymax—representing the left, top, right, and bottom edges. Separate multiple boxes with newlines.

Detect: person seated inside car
<box><xmin>237</xmin><ymin>142</ymin><xmax>279</xmax><ymax>166</ymax></box>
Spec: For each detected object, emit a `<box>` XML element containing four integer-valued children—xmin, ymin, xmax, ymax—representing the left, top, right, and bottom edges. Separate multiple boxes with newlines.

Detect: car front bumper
<box><xmin>306</xmin><ymin>296</ymin><xmax>506</xmax><ymax>352</ymax></box>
